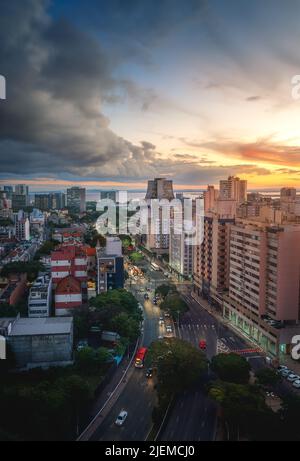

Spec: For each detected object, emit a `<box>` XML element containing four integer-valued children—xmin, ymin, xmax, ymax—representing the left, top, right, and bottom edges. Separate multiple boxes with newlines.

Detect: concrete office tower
<box><xmin>67</xmin><ymin>187</ymin><xmax>86</xmax><ymax>213</ymax></box>
<box><xmin>219</xmin><ymin>176</ymin><xmax>247</xmax><ymax>204</ymax></box>
<box><xmin>193</xmin><ymin>213</ymin><xmax>234</xmax><ymax>309</ymax></box>
<box><xmin>145</xmin><ymin>178</ymin><xmax>175</xmax><ymax>254</ymax></box>
<box><xmin>223</xmin><ymin>219</ymin><xmax>300</xmax><ymax>357</ymax></box>
<box><xmin>204</xmin><ymin>185</ymin><xmax>219</xmax><ymax>213</ymax></box>
<box><xmin>145</xmin><ymin>177</ymin><xmax>174</xmax><ymax>201</ymax></box>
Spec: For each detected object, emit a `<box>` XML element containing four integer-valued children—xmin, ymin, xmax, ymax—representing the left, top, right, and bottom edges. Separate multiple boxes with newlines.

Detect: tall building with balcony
<box><xmin>193</xmin><ymin>213</ymin><xmax>234</xmax><ymax>309</ymax></box>
<box><xmin>15</xmin><ymin>211</ymin><xmax>30</xmax><ymax>241</ymax></box>
<box><xmin>144</xmin><ymin>178</ymin><xmax>175</xmax><ymax>255</ymax></box>
<box><xmin>203</xmin><ymin>185</ymin><xmax>219</xmax><ymax>213</ymax></box>
<box><xmin>67</xmin><ymin>187</ymin><xmax>86</xmax><ymax>213</ymax></box>
<box><xmin>169</xmin><ymin>197</ymin><xmax>195</xmax><ymax>279</ymax></box>
<box><xmin>219</xmin><ymin>176</ymin><xmax>247</xmax><ymax>205</ymax></box>
<box><xmin>223</xmin><ymin>219</ymin><xmax>300</xmax><ymax>357</ymax></box>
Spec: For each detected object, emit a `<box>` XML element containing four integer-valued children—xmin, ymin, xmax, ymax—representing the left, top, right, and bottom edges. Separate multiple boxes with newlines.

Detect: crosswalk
<box><xmin>179</xmin><ymin>323</ymin><xmax>216</xmax><ymax>330</ymax></box>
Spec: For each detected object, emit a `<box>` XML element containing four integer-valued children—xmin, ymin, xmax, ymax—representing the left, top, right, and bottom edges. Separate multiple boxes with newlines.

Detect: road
<box><xmin>88</xmin><ymin>266</ymin><xmax>171</xmax><ymax>441</ymax></box>
<box><xmin>158</xmin><ymin>292</ymin><xmax>266</xmax><ymax>441</ymax></box>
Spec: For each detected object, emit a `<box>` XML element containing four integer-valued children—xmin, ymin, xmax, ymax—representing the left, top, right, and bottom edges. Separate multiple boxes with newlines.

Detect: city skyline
<box><xmin>2</xmin><ymin>1</ymin><xmax>300</xmax><ymax>191</ymax></box>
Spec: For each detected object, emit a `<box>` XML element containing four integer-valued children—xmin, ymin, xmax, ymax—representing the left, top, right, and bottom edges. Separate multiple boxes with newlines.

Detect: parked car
<box><xmin>292</xmin><ymin>379</ymin><xmax>300</xmax><ymax>389</ymax></box>
<box><xmin>287</xmin><ymin>373</ymin><xmax>300</xmax><ymax>382</ymax></box>
<box><xmin>166</xmin><ymin>325</ymin><xmax>172</xmax><ymax>333</ymax></box>
<box><xmin>115</xmin><ymin>410</ymin><xmax>128</xmax><ymax>426</ymax></box>
<box><xmin>277</xmin><ymin>365</ymin><xmax>288</xmax><ymax>371</ymax></box>
<box><xmin>144</xmin><ymin>293</ymin><xmax>149</xmax><ymax>300</ymax></box>
<box><xmin>280</xmin><ymin>368</ymin><xmax>291</xmax><ymax>377</ymax></box>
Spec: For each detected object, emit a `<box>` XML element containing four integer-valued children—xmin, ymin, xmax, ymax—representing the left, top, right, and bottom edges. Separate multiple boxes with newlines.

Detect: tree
<box><xmin>110</xmin><ymin>312</ymin><xmax>140</xmax><ymax>341</ymax></box>
<box><xmin>160</xmin><ymin>292</ymin><xmax>188</xmax><ymax>319</ymax></box>
<box><xmin>255</xmin><ymin>367</ymin><xmax>282</xmax><ymax>388</ymax></box>
<box><xmin>155</xmin><ymin>284</ymin><xmax>177</xmax><ymax>299</ymax></box>
<box><xmin>0</xmin><ymin>303</ymin><xmax>18</xmax><ymax>318</ymax></box>
<box><xmin>1</xmin><ymin>261</ymin><xmax>45</xmax><ymax>282</ymax></box>
<box><xmin>34</xmin><ymin>239</ymin><xmax>59</xmax><ymax>259</ymax></box>
<box><xmin>209</xmin><ymin>381</ymin><xmax>280</xmax><ymax>440</ymax></box>
<box><xmin>129</xmin><ymin>251</ymin><xmax>144</xmax><ymax>264</ymax></box>
<box><xmin>148</xmin><ymin>338</ymin><xmax>207</xmax><ymax>398</ymax></box>
<box><xmin>210</xmin><ymin>353</ymin><xmax>251</xmax><ymax>384</ymax></box>
<box><xmin>76</xmin><ymin>347</ymin><xmax>110</xmax><ymax>374</ymax></box>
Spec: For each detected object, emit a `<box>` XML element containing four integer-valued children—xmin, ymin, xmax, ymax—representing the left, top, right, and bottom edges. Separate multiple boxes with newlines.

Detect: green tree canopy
<box><xmin>160</xmin><ymin>292</ymin><xmax>188</xmax><ymax>319</ymax></box>
<box><xmin>89</xmin><ymin>289</ymin><xmax>142</xmax><ymax>341</ymax></box>
<box><xmin>155</xmin><ymin>284</ymin><xmax>177</xmax><ymax>299</ymax></box>
<box><xmin>210</xmin><ymin>353</ymin><xmax>251</xmax><ymax>384</ymax></box>
<box><xmin>148</xmin><ymin>338</ymin><xmax>207</xmax><ymax>399</ymax></box>
<box><xmin>76</xmin><ymin>346</ymin><xmax>110</xmax><ymax>374</ymax></box>
<box><xmin>209</xmin><ymin>381</ymin><xmax>280</xmax><ymax>440</ymax></box>
<box><xmin>1</xmin><ymin>261</ymin><xmax>45</xmax><ymax>282</ymax></box>
<box><xmin>255</xmin><ymin>367</ymin><xmax>282</xmax><ymax>388</ymax></box>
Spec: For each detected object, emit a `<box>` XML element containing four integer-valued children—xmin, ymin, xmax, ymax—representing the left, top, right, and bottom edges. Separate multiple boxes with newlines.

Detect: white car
<box><xmin>278</xmin><ymin>365</ymin><xmax>288</xmax><ymax>372</ymax></box>
<box><xmin>115</xmin><ymin>410</ymin><xmax>128</xmax><ymax>426</ymax></box>
<box><xmin>280</xmin><ymin>368</ymin><xmax>291</xmax><ymax>377</ymax></box>
<box><xmin>292</xmin><ymin>379</ymin><xmax>300</xmax><ymax>389</ymax></box>
<box><xmin>287</xmin><ymin>373</ymin><xmax>300</xmax><ymax>382</ymax></box>
<box><xmin>166</xmin><ymin>325</ymin><xmax>172</xmax><ymax>333</ymax></box>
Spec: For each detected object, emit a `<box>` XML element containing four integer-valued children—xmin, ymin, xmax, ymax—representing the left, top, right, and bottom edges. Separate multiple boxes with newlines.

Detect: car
<box><xmin>280</xmin><ymin>368</ymin><xmax>291</xmax><ymax>377</ymax></box>
<box><xmin>115</xmin><ymin>410</ymin><xmax>128</xmax><ymax>426</ymax></box>
<box><xmin>144</xmin><ymin>293</ymin><xmax>149</xmax><ymax>300</ymax></box>
<box><xmin>166</xmin><ymin>325</ymin><xmax>172</xmax><ymax>333</ymax></box>
<box><xmin>158</xmin><ymin>335</ymin><xmax>164</xmax><ymax>340</ymax></box>
<box><xmin>199</xmin><ymin>340</ymin><xmax>207</xmax><ymax>350</ymax></box>
<box><xmin>76</xmin><ymin>340</ymin><xmax>88</xmax><ymax>351</ymax></box>
<box><xmin>287</xmin><ymin>373</ymin><xmax>300</xmax><ymax>382</ymax></box>
<box><xmin>153</xmin><ymin>298</ymin><xmax>157</xmax><ymax>305</ymax></box>
<box><xmin>292</xmin><ymin>379</ymin><xmax>300</xmax><ymax>389</ymax></box>
<box><xmin>146</xmin><ymin>368</ymin><xmax>153</xmax><ymax>378</ymax></box>
<box><xmin>277</xmin><ymin>365</ymin><xmax>288</xmax><ymax>371</ymax></box>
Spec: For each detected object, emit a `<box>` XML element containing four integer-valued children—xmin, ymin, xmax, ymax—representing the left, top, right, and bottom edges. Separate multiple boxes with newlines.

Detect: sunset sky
<box><xmin>1</xmin><ymin>0</ymin><xmax>300</xmax><ymax>191</ymax></box>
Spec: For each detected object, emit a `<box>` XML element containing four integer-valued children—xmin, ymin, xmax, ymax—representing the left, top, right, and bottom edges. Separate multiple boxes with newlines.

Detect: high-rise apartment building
<box><xmin>15</xmin><ymin>211</ymin><xmax>30</xmax><ymax>241</ymax></box>
<box><xmin>100</xmin><ymin>190</ymin><xmax>117</xmax><ymax>202</ymax></box>
<box><xmin>67</xmin><ymin>187</ymin><xmax>86</xmax><ymax>213</ymax></box>
<box><xmin>15</xmin><ymin>184</ymin><xmax>29</xmax><ymax>196</ymax></box>
<box><xmin>193</xmin><ymin>214</ymin><xmax>234</xmax><ymax>308</ymax></box>
<box><xmin>34</xmin><ymin>194</ymin><xmax>50</xmax><ymax>211</ymax></box>
<box><xmin>219</xmin><ymin>176</ymin><xmax>247</xmax><ymax>204</ymax></box>
<box><xmin>169</xmin><ymin>197</ymin><xmax>195</xmax><ymax>279</ymax></box>
<box><xmin>223</xmin><ymin>219</ymin><xmax>300</xmax><ymax>357</ymax></box>
<box><xmin>203</xmin><ymin>185</ymin><xmax>219</xmax><ymax>213</ymax></box>
<box><xmin>280</xmin><ymin>187</ymin><xmax>297</xmax><ymax>202</ymax></box>
<box><xmin>145</xmin><ymin>178</ymin><xmax>175</xmax><ymax>254</ymax></box>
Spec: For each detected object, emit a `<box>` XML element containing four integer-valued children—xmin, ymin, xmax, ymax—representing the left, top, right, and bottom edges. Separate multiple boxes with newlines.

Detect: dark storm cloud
<box><xmin>0</xmin><ymin>0</ymin><xmax>165</xmax><ymax>179</ymax></box>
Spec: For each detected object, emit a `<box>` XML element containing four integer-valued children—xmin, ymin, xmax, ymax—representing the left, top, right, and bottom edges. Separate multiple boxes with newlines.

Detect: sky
<box><xmin>1</xmin><ymin>0</ymin><xmax>300</xmax><ymax>191</ymax></box>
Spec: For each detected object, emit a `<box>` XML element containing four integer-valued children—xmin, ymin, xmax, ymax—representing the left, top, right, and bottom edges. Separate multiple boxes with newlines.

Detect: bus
<box><xmin>151</xmin><ymin>262</ymin><xmax>160</xmax><ymax>271</ymax></box>
<box><xmin>135</xmin><ymin>347</ymin><xmax>148</xmax><ymax>368</ymax></box>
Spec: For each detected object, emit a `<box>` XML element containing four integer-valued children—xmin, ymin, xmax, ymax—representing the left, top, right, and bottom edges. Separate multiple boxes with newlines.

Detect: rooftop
<box><xmin>9</xmin><ymin>317</ymin><xmax>73</xmax><ymax>336</ymax></box>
